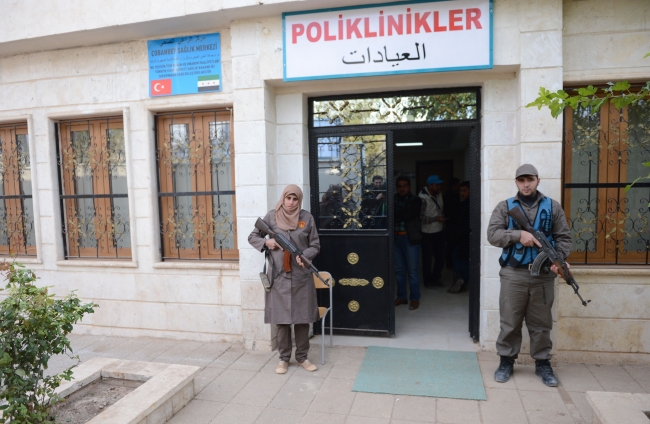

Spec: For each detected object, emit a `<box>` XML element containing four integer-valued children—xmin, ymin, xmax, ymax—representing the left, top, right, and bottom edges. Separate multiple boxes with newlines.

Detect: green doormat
<box><xmin>352</xmin><ymin>346</ymin><xmax>486</xmax><ymax>400</ymax></box>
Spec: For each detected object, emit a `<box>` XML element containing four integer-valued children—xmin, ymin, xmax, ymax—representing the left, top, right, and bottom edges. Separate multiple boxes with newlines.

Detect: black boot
<box><xmin>535</xmin><ymin>359</ymin><xmax>558</xmax><ymax>387</ymax></box>
<box><xmin>494</xmin><ymin>356</ymin><xmax>515</xmax><ymax>383</ymax></box>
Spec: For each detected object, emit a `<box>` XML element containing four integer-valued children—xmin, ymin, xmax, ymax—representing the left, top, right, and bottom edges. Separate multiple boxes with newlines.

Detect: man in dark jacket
<box><xmin>449</xmin><ymin>181</ymin><xmax>470</xmax><ymax>293</ymax></box>
<box><xmin>487</xmin><ymin>164</ymin><xmax>572</xmax><ymax>387</ymax></box>
<box><xmin>394</xmin><ymin>176</ymin><xmax>423</xmax><ymax>310</ymax></box>
<box><xmin>444</xmin><ymin>178</ymin><xmax>461</xmax><ymax>269</ymax></box>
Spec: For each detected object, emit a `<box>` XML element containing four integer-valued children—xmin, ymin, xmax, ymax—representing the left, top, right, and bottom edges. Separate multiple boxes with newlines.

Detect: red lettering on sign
<box><xmin>415</xmin><ymin>12</ymin><xmax>431</xmax><ymax>33</ymax></box>
<box><xmin>289</xmin><ymin>6</ymin><xmax>483</xmax><ymax>45</ymax></box>
<box><xmin>324</xmin><ymin>21</ymin><xmax>336</xmax><ymax>41</ymax></box>
<box><xmin>306</xmin><ymin>22</ymin><xmax>322</xmax><ymax>42</ymax></box>
<box><xmin>433</xmin><ymin>11</ymin><xmax>447</xmax><ymax>32</ymax></box>
<box><xmin>467</xmin><ymin>8</ymin><xmax>482</xmax><ymax>29</ymax></box>
<box><xmin>387</xmin><ymin>14</ymin><xmax>403</xmax><ymax>35</ymax></box>
<box><xmin>346</xmin><ymin>18</ymin><xmax>362</xmax><ymax>39</ymax></box>
<box><xmin>449</xmin><ymin>9</ymin><xmax>463</xmax><ymax>31</ymax></box>
<box><xmin>292</xmin><ymin>24</ymin><xmax>304</xmax><ymax>44</ymax></box>
<box><xmin>406</xmin><ymin>8</ymin><xmax>412</xmax><ymax>34</ymax></box>
<box><xmin>364</xmin><ymin>17</ymin><xmax>377</xmax><ymax>37</ymax></box>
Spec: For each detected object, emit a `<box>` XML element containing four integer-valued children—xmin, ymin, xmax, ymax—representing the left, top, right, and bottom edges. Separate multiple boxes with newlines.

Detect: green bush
<box><xmin>0</xmin><ymin>262</ymin><xmax>97</xmax><ymax>423</ymax></box>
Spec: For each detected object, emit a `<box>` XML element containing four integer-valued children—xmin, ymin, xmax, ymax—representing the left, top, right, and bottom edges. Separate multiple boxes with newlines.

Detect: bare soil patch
<box><xmin>50</xmin><ymin>378</ymin><xmax>143</xmax><ymax>424</ymax></box>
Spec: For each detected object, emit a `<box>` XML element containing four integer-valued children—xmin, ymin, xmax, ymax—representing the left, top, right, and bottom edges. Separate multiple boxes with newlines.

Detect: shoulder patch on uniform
<box><xmin>298</xmin><ymin>221</ymin><xmax>306</xmax><ymax>228</ymax></box>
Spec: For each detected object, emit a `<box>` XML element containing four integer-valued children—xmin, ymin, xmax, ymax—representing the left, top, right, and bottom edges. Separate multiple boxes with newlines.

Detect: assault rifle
<box><xmin>255</xmin><ymin>218</ymin><xmax>329</xmax><ymax>286</ymax></box>
<box><xmin>507</xmin><ymin>207</ymin><xmax>591</xmax><ymax>307</ymax></box>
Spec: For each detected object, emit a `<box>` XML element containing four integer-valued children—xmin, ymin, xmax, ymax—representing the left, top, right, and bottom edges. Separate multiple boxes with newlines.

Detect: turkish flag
<box><xmin>151</xmin><ymin>79</ymin><xmax>172</xmax><ymax>96</ymax></box>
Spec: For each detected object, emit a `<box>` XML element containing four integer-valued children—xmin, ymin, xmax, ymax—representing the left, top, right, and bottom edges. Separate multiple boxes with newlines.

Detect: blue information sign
<box><xmin>147</xmin><ymin>33</ymin><xmax>222</xmax><ymax>97</ymax></box>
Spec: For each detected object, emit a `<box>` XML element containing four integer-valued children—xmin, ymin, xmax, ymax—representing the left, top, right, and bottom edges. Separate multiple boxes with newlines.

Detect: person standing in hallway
<box><xmin>361</xmin><ymin>175</ymin><xmax>387</xmax><ymax>228</ymax></box>
<box><xmin>444</xmin><ymin>177</ymin><xmax>461</xmax><ymax>270</ymax></box>
<box><xmin>394</xmin><ymin>176</ymin><xmax>423</xmax><ymax>310</ymax></box>
<box><xmin>449</xmin><ymin>180</ymin><xmax>470</xmax><ymax>293</ymax></box>
<box><xmin>419</xmin><ymin>175</ymin><xmax>445</xmax><ymax>289</ymax></box>
<box><xmin>487</xmin><ymin>164</ymin><xmax>572</xmax><ymax>387</ymax></box>
<box><xmin>248</xmin><ymin>185</ymin><xmax>321</xmax><ymax>375</ymax></box>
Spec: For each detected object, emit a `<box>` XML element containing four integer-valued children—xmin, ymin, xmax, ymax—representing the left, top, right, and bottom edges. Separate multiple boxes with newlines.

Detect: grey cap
<box><xmin>515</xmin><ymin>164</ymin><xmax>538</xmax><ymax>178</ymax></box>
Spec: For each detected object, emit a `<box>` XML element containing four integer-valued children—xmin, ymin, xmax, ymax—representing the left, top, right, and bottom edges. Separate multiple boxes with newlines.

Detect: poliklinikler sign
<box><xmin>283</xmin><ymin>0</ymin><xmax>492</xmax><ymax>81</ymax></box>
<box><xmin>148</xmin><ymin>33</ymin><xmax>222</xmax><ymax>97</ymax></box>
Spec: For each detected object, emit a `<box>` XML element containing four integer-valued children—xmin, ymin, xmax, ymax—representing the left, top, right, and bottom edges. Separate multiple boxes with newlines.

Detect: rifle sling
<box><xmin>262</xmin><ymin>247</ymin><xmax>277</xmax><ymax>289</ymax></box>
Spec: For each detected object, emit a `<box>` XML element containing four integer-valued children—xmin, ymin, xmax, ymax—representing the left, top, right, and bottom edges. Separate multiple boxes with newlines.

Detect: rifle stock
<box><xmin>507</xmin><ymin>207</ymin><xmax>535</xmax><ymax>233</ymax></box>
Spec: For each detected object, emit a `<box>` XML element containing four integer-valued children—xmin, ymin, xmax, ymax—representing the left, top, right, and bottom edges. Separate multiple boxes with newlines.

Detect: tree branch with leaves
<box><xmin>525</xmin><ymin>52</ymin><xmax>650</xmax><ymax>198</ymax></box>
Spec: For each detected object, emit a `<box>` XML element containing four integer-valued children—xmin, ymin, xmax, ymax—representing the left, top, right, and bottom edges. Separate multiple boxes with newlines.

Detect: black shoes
<box><xmin>535</xmin><ymin>360</ymin><xmax>558</xmax><ymax>387</ymax></box>
<box><xmin>494</xmin><ymin>356</ymin><xmax>515</xmax><ymax>383</ymax></box>
<box><xmin>494</xmin><ymin>357</ymin><xmax>558</xmax><ymax>387</ymax></box>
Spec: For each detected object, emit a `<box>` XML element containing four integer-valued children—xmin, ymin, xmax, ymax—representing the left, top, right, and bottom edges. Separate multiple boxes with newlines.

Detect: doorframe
<box><xmin>309</xmin><ymin>130</ymin><xmax>395</xmax><ymax>336</ymax></box>
<box><xmin>308</xmin><ymin>87</ymin><xmax>482</xmax><ymax>340</ymax></box>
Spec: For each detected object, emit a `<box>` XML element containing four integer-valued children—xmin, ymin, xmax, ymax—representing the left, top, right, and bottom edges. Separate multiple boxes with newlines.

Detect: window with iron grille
<box><xmin>0</xmin><ymin>123</ymin><xmax>35</xmax><ymax>256</ymax></box>
<box><xmin>56</xmin><ymin>118</ymin><xmax>131</xmax><ymax>259</ymax></box>
<box><xmin>564</xmin><ymin>100</ymin><xmax>650</xmax><ymax>264</ymax></box>
<box><xmin>155</xmin><ymin>110</ymin><xmax>237</xmax><ymax>260</ymax></box>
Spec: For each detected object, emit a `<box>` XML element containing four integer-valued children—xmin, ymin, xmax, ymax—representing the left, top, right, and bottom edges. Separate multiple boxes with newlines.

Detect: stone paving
<box><xmin>48</xmin><ymin>334</ymin><xmax>650</xmax><ymax>424</ymax></box>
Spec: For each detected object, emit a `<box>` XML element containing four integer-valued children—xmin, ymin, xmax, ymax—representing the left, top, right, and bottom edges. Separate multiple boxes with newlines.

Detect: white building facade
<box><xmin>0</xmin><ymin>0</ymin><xmax>649</xmax><ymax>363</ymax></box>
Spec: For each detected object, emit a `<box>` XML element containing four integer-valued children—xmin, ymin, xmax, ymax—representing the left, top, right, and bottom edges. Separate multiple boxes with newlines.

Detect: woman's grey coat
<box><xmin>248</xmin><ymin>209</ymin><xmax>320</xmax><ymax>324</ymax></box>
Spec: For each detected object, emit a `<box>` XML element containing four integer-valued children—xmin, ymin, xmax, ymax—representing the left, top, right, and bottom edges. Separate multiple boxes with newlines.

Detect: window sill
<box><xmin>56</xmin><ymin>260</ymin><xmax>138</xmax><ymax>268</ymax></box>
<box><xmin>0</xmin><ymin>257</ymin><xmax>42</xmax><ymax>264</ymax></box>
<box><xmin>570</xmin><ymin>266</ymin><xmax>650</xmax><ymax>277</ymax></box>
<box><xmin>153</xmin><ymin>261</ymin><xmax>239</xmax><ymax>270</ymax></box>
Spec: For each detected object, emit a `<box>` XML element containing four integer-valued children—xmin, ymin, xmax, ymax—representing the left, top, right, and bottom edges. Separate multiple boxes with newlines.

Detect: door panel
<box><xmin>312</xmin><ymin>132</ymin><xmax>394</xmax><ymax>336</ymax></box>
<box><xmin>319</xmin><ymin>235</ymin><xmax>391</xmax><ymax>334</ymax></box>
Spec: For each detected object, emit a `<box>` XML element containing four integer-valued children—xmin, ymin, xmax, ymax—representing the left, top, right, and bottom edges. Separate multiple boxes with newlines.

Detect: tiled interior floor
<box><xmin>46</xmin><ymin>334</ymin><xmax>650</xmax><ymax>424</ymax></box>
<box><xmin>334</xmin><ymin>269</ymin><xmax>478</xmax><ymax>352</ymax></box>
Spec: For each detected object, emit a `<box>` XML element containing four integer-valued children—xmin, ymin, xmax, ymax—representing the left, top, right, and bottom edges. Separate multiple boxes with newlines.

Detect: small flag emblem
<box><xmin>151</xmin><ymin>79</ymin><xmax>172</xmax><ymax>96</ymax></box>
<box><xmin>198</xmin><ymin>75</ymin><xmax>220</xmax><ymax>92</ymax></box>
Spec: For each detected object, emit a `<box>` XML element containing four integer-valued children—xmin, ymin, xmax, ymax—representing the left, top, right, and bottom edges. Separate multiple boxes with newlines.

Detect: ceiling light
<box><xmin>395</xmin><ymin>142</ymin><xmax>423</xmax><ymax>147</ymax></box>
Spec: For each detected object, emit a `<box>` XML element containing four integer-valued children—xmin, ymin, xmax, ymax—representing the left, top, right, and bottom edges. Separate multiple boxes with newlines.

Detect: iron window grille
<box><xmin>312</xmin><ymin>91</ymin><xmax>477</xmax><ymax>127</ymax></box>
<box><xmin>563</xmin><ymin>100</ymin><xmax>650</xmax><ymax>265</ymax></box>
<box><xmin>56</xmin><ymin>117</ymin><xmax>131</xmax><ymax>259</ymax></box>
<box><xmin>0</xmin><ymin>123</ymin><xmax>36</xmax><ymax>256</ymax></box>
<box><xmin>155</xmin><ymin>109</ymin><xmax>237</xmax><ymax>261</ymax></box>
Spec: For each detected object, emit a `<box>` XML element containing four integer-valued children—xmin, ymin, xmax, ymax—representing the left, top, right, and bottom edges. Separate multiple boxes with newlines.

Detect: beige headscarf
<box><xmin>275</xmin><ymin>185</ymin><xmax>303</xmax><ymax>231</ymax></box>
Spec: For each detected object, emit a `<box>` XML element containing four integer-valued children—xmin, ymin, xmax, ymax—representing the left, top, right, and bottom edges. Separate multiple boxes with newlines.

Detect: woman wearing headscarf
<box><xmin>248</xmin><ymin>185</ymin><xmax>320</xmax><ymax>374</ymax></box>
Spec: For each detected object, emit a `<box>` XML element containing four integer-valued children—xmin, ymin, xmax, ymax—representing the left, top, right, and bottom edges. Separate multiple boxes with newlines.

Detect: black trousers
<box><xmin>421</xmin><ymin>231</ymin><xmax>446</xmax><ymax>284</ymax></box>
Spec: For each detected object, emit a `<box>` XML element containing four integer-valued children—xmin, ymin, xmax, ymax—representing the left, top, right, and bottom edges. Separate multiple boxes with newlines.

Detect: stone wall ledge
<box><xmin>152</xmin><ymin>261</ymin><xmax>239</xmax><ymax>270</ymax></box>
<box><xmin>3</xmin><ymin>257</ymin><xmax>42</xmax><ymax>265</ymax></box>
<box><xmin>570</xmin><ymin>266</ymin><xmax>650</xmax><ymax>277</ymax></box>
<box><xmin>586</xmin><ymin>391</ymin><xmax>650</xmax><ymax>424</ymax></box>
<box><xmin>57</xmin><ymin>260</ymin><xmax>138</xmax><ymax>268</ymax></box>
<box><xmin>554</xmin><ymin>350</ymin><xmax>650</xmax><ymax>366</ymax></box>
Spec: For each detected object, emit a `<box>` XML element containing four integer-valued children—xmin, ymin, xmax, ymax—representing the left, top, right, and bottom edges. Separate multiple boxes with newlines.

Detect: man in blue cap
<box><xmin>419</xmin><ymin>175</ymin><xmax>446</xmax><ymax>289</ymax></box>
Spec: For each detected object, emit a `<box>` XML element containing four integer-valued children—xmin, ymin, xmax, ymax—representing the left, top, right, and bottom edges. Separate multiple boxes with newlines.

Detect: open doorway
<box><xmin>309</xmin><ymin>88</ymin><xmax>481</xmax><ymax>348</ymax></box>
<box><xmin>391</xmin><ymin>126</ymin><xmax>476</xmax><ymax>351</ymax></box>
